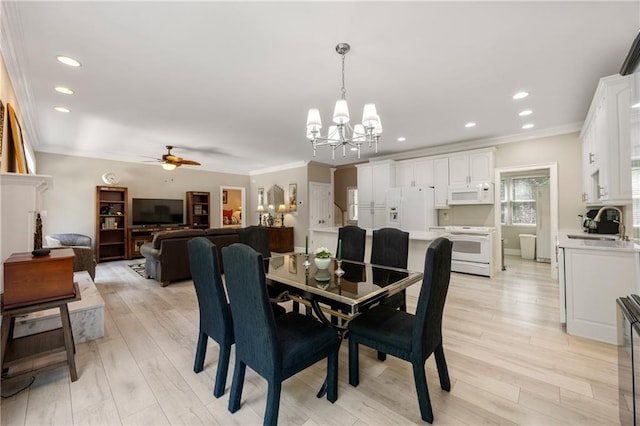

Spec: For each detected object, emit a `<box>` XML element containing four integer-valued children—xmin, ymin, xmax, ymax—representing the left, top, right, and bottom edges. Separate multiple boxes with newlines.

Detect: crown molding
<box><xmin>249</xmin><ymin>160</ymin><xmax>309</xmax><ymax>176</ymax></box>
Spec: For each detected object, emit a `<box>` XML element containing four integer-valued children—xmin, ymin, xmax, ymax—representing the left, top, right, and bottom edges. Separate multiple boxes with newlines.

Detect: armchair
<box><xmin>45</xmin><ymin>233</ymin><xmax>96</xmax><ymax>281</ymax></box>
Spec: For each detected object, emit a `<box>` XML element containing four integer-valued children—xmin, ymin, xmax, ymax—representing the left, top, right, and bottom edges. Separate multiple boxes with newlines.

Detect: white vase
<box><xmin>314</xmin><ymin>257</ymin><xmax>331</xmax><ymax>270</ymax></box>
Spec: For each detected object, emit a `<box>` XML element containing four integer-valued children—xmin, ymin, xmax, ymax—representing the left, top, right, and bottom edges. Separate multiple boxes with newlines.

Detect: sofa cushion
<box><xmin>223</xmin><ymin>209</ymin><xmax>233</xmax><ymax>218</ymax></box>
<box><xmin>205</xmin><ymin>228</ymin><xmax>238</xmax><ymax>237</ymax></box>
<box><xmin>45</xmin><ymin>236</ymin><xmax>62</xmax><ymax>247</ymax></box>
<box><xmin>152</xmin><ymin>229</ymin><xmax>205</xmax><ymax>249</ymax></box>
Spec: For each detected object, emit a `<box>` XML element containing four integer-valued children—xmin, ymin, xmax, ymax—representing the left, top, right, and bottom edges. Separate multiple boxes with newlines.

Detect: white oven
<box><xmin>445</xmin><ymin>226</ymin><xmax>495</xmax><ymax>277</ymax></box>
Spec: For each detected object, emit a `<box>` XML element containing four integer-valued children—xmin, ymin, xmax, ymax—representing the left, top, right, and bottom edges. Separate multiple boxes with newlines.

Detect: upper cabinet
<box><xmin>396</xmin><ymin>158</ymin><xmax>434</xmax><ymax>187</ymax></box>
<box><xmin>356</xmin><ymin>160</ymin><xmax>396</xmax><ymax>208</ymax></box>
<box><xmin>434</xmin><ymin>157</ymin><xmax>449</xmax><ymax>209</ymax></box>
<box><xmin>581</xmin><ymin>74</ymin><xmax>632</xmax><ymax>205</ymax></box>
<box><xmin>449</xmin><ymin>150</ymin><xmax>494</xmax><ymax>186</ymax></box>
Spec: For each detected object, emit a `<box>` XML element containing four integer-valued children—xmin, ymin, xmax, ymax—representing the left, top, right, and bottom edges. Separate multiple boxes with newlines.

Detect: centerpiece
<box><xmin>314</xmin><ymin>247</ymin><xmax>332</xmax><ymax>269</ymax></box>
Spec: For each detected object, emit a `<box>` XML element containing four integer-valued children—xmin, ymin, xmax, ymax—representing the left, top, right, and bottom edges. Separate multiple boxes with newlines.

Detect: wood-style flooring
<box><xmin>1</xmin><ymin>256</ymin><xmax>622</xmax><ymax>425</ymax></box>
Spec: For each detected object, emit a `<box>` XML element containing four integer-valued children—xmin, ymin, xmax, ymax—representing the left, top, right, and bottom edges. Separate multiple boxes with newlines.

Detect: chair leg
<box><xmin>348</xmin><ymin>338</ymin><xmax>360</xmax><ymax>386</ymax></box>
<box><xmin>326</xmin><ymin>348</ymin><xmax>339</xmax><ymax>403</ymax></box>
<box><xmin>228</xmin><ymin>359</ymin><xmax>246</xmax><ymax>413</ymax></box>
<box><xmin>193</xmin><ymin>331</ymin><xmax>208</xmax><ymax>373</ymax></box>
<box><xmin>292</xmin><ymin>301</ymin><xmax>299</xmax><ymax>313</ymax></box>
<box><xmin>412</xmin><ymin>361</ymin><xmax>434</xmax><ymax>424</ymax></box>
<box><xmin>264</xmin><ymin>380</ymin><xmax>282</xmax><ymax>426</ymax></box>
<box><xmin>434</xmin><ymin>344</ymin><xmax>451</xmax><ymax>391</ymax></box>
<box><xmin>213</xmin><ymin>341</ymin><xmax>231</xmax><ymax>398</ymax></box>
<box><xmin>377</xmin><ymin>351</ymin><xmax>387</xmax><ymax>361</ymax></box>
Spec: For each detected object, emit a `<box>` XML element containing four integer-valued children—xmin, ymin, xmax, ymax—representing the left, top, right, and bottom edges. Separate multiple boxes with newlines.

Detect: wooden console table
<box><xmin>267</xmin><ymin>227</ymin><xmax>294</xmax><ymax>253</ymax></box>
<box><xmin>1</xmin><ymin>282</ymin><xmax>81</xmax><ymax>384</ymax></box>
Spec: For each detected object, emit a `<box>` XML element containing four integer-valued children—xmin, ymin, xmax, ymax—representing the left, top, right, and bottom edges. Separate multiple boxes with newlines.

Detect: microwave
<box><xmin>448</xmin><ymin>183</ymin><xmax>494</xmax><ymax>205</ymax></box>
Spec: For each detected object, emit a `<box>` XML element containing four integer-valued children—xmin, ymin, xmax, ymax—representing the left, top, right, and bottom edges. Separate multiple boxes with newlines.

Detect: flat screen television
<box><xmin>132</xmin><ymin>198</ymin><xmax>184</xmax><ymax>226</ymax></box>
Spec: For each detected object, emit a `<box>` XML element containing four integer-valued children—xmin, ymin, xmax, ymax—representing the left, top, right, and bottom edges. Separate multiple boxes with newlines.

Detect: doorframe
<box><xmin>494</xmin><ymin>162</ymin><xmax>558</xmax><ymax>280</ymax></box>
<box><xmin>219</xmin><ymin>186</ymin><xmax>246</xmax><ymax>228</ymax></box>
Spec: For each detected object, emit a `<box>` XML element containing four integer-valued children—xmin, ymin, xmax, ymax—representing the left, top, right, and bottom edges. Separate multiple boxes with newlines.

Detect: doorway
<box><xmin>309</xmin><ymin>182</ymin><xmax>332</xmax><ymax>229</ymax></box>
<box><xmin>494</xmin><ymin>163</ymin><xmax>558</xmax><ymax>279</ymax></box>
<box><xmin>220</xmin><ymin>186</ymin><xmax>245</xmax><ymax>228</ymax></box>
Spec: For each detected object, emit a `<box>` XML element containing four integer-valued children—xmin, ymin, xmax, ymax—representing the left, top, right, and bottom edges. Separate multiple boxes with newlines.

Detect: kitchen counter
<box><xmin>557</xmin><ymin>229</ymin><xmax>639</xmax><ymax>252</ymax></box>
<box><xmin>310</xmin><ymin>227</ymin><xmax>446</xmax><ymax>242</ymax></box>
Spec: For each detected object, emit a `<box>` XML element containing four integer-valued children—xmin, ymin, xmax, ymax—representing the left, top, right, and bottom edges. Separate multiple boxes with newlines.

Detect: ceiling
<box><xmin>2</xmin><ymin>1</ymin><xmax>638</xmax><ymax>175</ymax></box>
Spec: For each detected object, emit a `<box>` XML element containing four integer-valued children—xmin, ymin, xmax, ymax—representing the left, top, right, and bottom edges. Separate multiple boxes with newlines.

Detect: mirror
<box><xmin>267</xmin><ymin>185</ymin><xmax>285</xmax><ymax>211</ymax></box>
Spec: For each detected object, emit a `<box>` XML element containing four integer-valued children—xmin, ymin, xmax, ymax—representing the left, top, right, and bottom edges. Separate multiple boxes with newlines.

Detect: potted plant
<box><xmin>314</xmin><ymin>247</ymin><xmax>332</xmax><ymax>270</ymax></box>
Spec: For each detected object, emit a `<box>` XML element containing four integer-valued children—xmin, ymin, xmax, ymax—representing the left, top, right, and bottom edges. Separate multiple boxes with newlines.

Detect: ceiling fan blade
<box><xmin>166</xmin><ymin>154</ymin><xmax>182</xmax><ymax>162</ymax></box>
<box><xmin>180</xmin><ymin>160</ymin><xmax>201</xmax><ymax>166</ymax></box>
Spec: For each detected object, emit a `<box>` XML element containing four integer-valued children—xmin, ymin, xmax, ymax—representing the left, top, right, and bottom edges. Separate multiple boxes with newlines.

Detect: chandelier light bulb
<box><xmin>362</xmin><ymin>104</ymin><xmax>378</xmax><ymax>127</ymax></box>
<box><xmin>306</xmin><ymin>108</ymin><xmax>322</xmax><ymax>131</ymax></box>
<box><xmin>333</xmin><ymin>99</ymin><xmax>350</xmax><ymax>124</ymax></box>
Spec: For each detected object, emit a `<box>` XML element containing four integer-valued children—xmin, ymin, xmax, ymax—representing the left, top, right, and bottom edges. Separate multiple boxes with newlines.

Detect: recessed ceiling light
<box><xmin>512</xmin><ymin>91</ymin><xmax>529</xmax><ymax>100</ymax></box>
<box><xmin>465</xmin><ymin>122</ymin><xmax>476</xmax><ymax>128</ymax></box>
<box><xmin>518</xmin><ymin>109</ymin><xmax>532</xmax><ymax>116</ymax></box>
<box><xmin>55</xmin><ymin>86</ymin><xmax>74</xmax><ymax>95</ymax></box>
<box><xmin>56</xmin><ymin>56</ymin><xmax>81</xmax><ymax>67</ymax></box>
<box><xmin>522</xmin><ymin>123</ymin><xmax>535</xmax><ymax>129</ymax></box>
<box><xmin>54</xmin><ymin>106</ymin><xmax>70</xmax><ymax>113</ymax></box>
<box><xmin>397</xmin><ymin>137</ymin><xmax>406</xmax><ymax>142</ymax></box>
<box><xmin>632</xmin><ymin>102</ymin><xmax>640</xmax><ymax>109</ymax></box>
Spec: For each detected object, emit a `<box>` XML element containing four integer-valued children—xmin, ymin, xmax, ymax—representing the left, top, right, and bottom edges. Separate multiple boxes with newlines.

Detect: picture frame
<box><xmin>0</xmin><ymin>100</ymin><xmax>4</xmax><ymax>168</ymax></box>
<box><xmin>257</xmin><ymin>187</ymin><xmax>265</xmax><ymax>207</ymax></box>
<box><xmin>288</xmin><ymin>183</ymin><xmax>297</xmax><ymax>212</ymax></box>
<box><xmin>223</xmin><ymin>190</ymin><xmax>228</xmax><ymax>204</ymax></box>
<box><xmin>7</xmin><ymin>103</ymin><xmax>26</xmax><ymax>173</ymax></box>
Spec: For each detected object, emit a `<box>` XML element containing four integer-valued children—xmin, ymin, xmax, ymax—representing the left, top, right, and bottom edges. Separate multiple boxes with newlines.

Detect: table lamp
<box><xmin>257</xmin><ymin>205</ymin><xmax>264</xmax><ymax>226</ymax></box>
<box><xmin>277</xmin><ymin>204</ymin><xmax>287</xmax><ymax>228</ymax></box>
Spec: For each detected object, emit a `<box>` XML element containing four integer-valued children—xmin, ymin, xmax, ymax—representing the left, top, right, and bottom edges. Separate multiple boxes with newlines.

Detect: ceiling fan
<box><xmin>149</xmin><ymin>145</ymin><xmax>201</xmax><ymax>170</ymax></box>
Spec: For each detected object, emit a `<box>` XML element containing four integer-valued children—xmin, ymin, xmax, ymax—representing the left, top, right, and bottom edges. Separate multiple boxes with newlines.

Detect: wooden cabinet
<box><xmin>186</xmin><ymin>191</ymin><xmax>210</xmax><ymax>229</ymax></box>
<box><xmin>581</xmin><ymin>74</ymin><xmax>632</xmax><ymax>205</ymax></box>
<box><xmin>128</xmin><ymin>225</ymin><xmax>190</xmax><ymax>259</ymax></box>
<box><xmin>267</xmin><ymin>227</ymin><xmax>294</xmax><ymax>253</ymax></box>
<box><xmin>395</xmin><ymin>158</ymin><xmax>434</xmax><ymax>187</ymax></box>
<box><xmin>96</xmin><ymin>186</ymin><xmax>128</xmax><ymax>262</ymax></box>
<box><xmin>449</xmin><ymin>150</ymin><xmax>494</xmax><ymax>186</ymax></box>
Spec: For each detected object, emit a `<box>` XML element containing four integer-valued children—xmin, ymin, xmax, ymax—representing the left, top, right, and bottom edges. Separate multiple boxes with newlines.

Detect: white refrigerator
<box><xmin>386</xmin><ymin>186</ymin><xmax>437</xmax><ymax>232</ymax></box>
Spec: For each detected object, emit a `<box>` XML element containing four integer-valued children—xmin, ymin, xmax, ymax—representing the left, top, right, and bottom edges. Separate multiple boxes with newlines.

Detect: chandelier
<box><xmin>306</xmin><ymin>43</ymin><xmax>382</xmax><ymax>160</ymax></box>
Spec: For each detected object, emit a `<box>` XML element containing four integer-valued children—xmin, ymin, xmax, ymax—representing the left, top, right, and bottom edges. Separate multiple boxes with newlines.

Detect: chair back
<box><xmin>338</xmin><ymin>226</ymin><xmax>366</xmax><ymax>262</ymax></box>
<box><xmin>222</xmin><ymin>243</ymin><xmax>280</xmax><ymax>376</ymax></box>
<box><xmin>187</xmin><ymin>237</ymin><xmax>232</xmax><ymax>342</ymax></box>
<box><xmin>237</xmin><ymin>226</ymin><xmax>271</xmax><ymax>272</ymax></box>
<box><xmin>370</xmin><ymin>228</ymin><xmax>409</xmax><ymax>269</ymax></box>
<box><xmin>412</xmin><ymin>237</ymin><xmax>453</xmax><ymax>357</ymax></box>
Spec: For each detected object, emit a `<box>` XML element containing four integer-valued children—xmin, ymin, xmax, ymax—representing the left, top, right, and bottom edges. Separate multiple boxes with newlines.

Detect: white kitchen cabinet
<box><xmin>434</xmin><ymin>157</ymin><xmax>449</xmax><ymax>209</ymax></box>
<box><xmin>581</xmin><ymin>74</ymin><xmax>632</xmax><ymax>205</ymax></box>
<box><xmin>448</xmin><ymin>150</ymin><xmax>494</xmax><ymax>186</ymax></box>
<box><xmin>559</xmin><ymin>244</ymin><xmax>638</xmax><ymax>344</ymax></box>
<box><xmin>396</xmin><ymin>158</ymin><xmax>434</xmax><ymax>187</ymax></box>
<box><xmin>356</xmin><ymin>160</ymin><xmax>396</xmax><ymax>208</ymax></box>
<box><xmin>357</xmin><ymin>207</ymin><xmax>387</xmax><ymax>229</ymax></box>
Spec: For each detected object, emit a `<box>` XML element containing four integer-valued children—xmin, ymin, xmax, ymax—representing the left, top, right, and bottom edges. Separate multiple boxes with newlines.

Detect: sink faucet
<box><xmin>593</xmin><ymin>206</ymin><xmax>627</xmax><ymax>241</ymax></box>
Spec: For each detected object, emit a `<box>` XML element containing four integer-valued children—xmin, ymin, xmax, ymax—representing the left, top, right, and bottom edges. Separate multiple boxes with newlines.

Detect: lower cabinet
<box><xmin>267</xmin><ymin>227</ymin><xmax>294</xmax><ymax>253</ymax></box>
<box><xmin>560</xmin><ymin>246</ymin><xmax>638</xmax><ymax>344</ymax></box>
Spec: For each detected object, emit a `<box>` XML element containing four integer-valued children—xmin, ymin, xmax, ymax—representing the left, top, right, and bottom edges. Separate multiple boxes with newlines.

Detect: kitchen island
<box><xmin>309</xmin><ymin>227</ymin><xmax>445</xmax><ymax>273</ymax></box>
<box><xmin>557</xmin><ymin>229</ymin><xmax>640</xmax><ymax>344</ymax></box>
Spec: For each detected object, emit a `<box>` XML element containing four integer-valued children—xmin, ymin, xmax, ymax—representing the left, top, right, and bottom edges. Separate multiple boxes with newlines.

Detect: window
<box><xmin>501</xmin><ymin>175</ymin><xmax>549</xmax><ymax>225</ymax></box>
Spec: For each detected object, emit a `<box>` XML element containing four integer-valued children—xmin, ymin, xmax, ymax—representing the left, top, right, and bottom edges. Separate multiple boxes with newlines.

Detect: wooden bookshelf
<box><xmin>186</xmin><ymin>191</ymin><xmax>210</xmax><ymax>229</ymax></box>
<box><xmin>95</xmin><ymin>186</ymin><xmax>128</xmax><ymax>262</ymax></box>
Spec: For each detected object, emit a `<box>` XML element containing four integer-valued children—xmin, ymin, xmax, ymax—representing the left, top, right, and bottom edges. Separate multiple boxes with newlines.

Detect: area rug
<box><xmin>128</xmin><ymin>262</ymin><xmax>146</xmax><ymax>278</ymax></box>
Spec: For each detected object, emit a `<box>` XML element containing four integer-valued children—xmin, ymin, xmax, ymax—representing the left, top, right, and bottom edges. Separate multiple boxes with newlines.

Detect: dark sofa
<box><xmin>139</xmin><ymin>228</ymin><xmax>239</xmax><ymax>286</ymax></box>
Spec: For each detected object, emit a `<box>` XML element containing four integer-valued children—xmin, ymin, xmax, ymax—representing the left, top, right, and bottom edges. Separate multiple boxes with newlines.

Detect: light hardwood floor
<box><xmin>1</xmin><ymin>256</ymin><xmax>622</xmax><ymax>425</ymax></box>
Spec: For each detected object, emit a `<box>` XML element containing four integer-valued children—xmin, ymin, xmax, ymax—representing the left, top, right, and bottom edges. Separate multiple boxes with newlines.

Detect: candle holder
<box><xmin>303</xmin><ymin>254</ymin><xmax>311</xmax><ymax>269</ymax></box>
<box><xmin>334</xmin><ymin>260</ymin><xmax>344</xmax><ymax>278</ymax></box>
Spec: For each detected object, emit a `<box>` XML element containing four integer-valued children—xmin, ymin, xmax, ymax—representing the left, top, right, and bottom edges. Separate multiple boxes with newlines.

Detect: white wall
<box><xmin>36</xmin><ymin>152</ymin><xmax>250</xmax><ymax>245</ymax></box>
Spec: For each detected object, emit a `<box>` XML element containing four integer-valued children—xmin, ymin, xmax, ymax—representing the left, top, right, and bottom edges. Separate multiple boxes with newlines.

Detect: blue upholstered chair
<box><xmin>237</xmin><ymin>226</ymin><xmax>287</xmax><ymax>315</ymax></box>
<box><xmin>187</xmin><ymin>237</ymin><xmax>234</xmax><ymax>398</ymax></box>
<box><xmin>371</xmin><ymin>227</ymin><xmax>410</xmax><ymax>312</ymax></box>
<box><xmin>337</xmin><ymin>225</ymin><xmax>366</xmax><ymax>262</ymax></box>
<box><xmin>222</xmin><ymin>243</ymin><xmax>340</xmax><ymax>426</ymax></box>
<box><xmin>348</xmin><ymin>237</ymin><xmax>453</xmax><ymax>424</ymax></box>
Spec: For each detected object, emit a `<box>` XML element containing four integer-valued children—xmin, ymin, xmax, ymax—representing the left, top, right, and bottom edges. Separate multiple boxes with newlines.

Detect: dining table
<box><xmin>266</xmin><ymin>252</ymin><xmax>423</xmax><ymax>327</ymax></box>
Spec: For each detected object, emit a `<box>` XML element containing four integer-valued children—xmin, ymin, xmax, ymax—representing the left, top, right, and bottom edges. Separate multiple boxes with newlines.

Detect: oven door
<box><xmin>449</xmin><ymin>234</ymin><xmax>490</xmax><ymax>263</ymax></box>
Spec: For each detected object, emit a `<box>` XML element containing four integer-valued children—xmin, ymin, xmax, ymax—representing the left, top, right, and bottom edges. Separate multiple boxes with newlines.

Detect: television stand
<box><xmin>128</xmin><ymin>225</ymin><xmax>190</xmax><ymax>259</ymax></box>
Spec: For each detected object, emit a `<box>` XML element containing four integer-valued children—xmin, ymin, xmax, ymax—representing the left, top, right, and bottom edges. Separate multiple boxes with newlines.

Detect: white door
<box><xmin>310</xmin><ymin>182</ymin><xmax>331</xmax><ymax>228</ymax></box>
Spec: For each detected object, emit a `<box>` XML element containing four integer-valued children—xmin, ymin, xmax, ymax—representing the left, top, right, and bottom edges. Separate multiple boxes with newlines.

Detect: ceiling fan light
<box><xmin>362</xmin><ymin>104</ymin><xmax>378</xmax><ymax>127</ymax></box>
<box><xmin>162</xmin><ymin>163</ymin><xmax>177</xmax><ymax>171</ymax></box>
<box><xmin>333</xmin><ymin>99</ymin><xmax>350</xmax><ymax>124</ymax></box>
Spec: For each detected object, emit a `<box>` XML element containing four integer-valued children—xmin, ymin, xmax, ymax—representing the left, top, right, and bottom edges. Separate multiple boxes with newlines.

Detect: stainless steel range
<box><xmin>444</xmin><ymin>226</ymin><xmax>496</xmax><ymax>277</ymax></box>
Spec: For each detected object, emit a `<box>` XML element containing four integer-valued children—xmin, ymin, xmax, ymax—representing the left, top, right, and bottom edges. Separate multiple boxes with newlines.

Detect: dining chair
<box><xmin>222</xmin><ymin>243</ymin><xmax>340</xmax><ymax>426</ymax></box>
<box><xmin>347</xmin><ymin>237</ymin><xmax>453</xmax><ymax>424</ymax></box>
<box><xmin>237</xmin><ymin>226</ymin><xmax>287</xmax><ymax>315</ymax></box>
<box><xmin>187</xmin><ymin>237</ymin><xmax>234</xmax><ymax>398</ymax></box>
<box><xmin>371</xmin><ymin>227</ymin><xmax>410</xmax><ymax>312</ymax></box>
<box><xmin>337</xmin><ymin>225</ymin><xmax>366</xmax><ymax>262</ymax></box>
